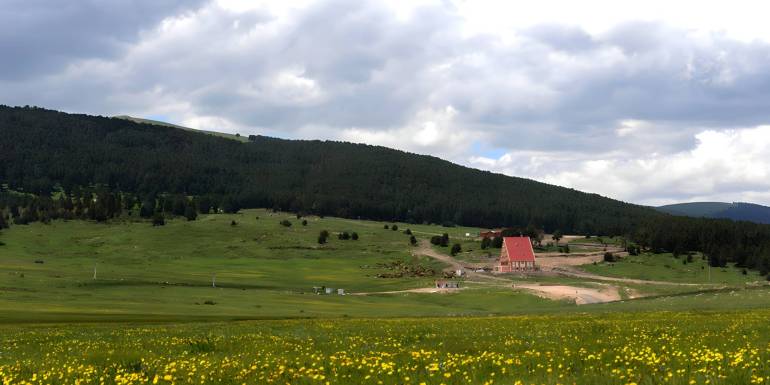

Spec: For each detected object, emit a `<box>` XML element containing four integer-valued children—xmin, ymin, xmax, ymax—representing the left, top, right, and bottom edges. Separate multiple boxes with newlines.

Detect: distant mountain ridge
<box><xmin>657</xmin><ymin>202</ymin><xmax>770</xmax><ymax>224</ymax></box>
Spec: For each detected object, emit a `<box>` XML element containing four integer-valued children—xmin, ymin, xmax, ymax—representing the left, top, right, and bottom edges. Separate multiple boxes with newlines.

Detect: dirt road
<box><xmin>515</xmin><ymin>283</ymin><xmax>621</xmax><ymax>304</ymax></box>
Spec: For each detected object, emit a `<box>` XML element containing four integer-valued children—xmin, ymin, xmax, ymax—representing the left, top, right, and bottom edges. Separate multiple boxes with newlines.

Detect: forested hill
<box><xmin>0</xmin><ymin>105</ymin><xmax>658</xmax><ymax>234</ymax></box>
<box><xmin>658</xmin><ymin>202</ymin><xmax>770</xmax><ymax>224</ymax></box>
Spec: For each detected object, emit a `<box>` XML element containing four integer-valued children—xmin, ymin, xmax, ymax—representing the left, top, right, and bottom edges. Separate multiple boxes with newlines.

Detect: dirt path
<box><xmin>412</xmin><ymin>241</ymin><xmax>511</xmax><ymax>283</ymax></box>
<box><xmin>350</xmin><ymin>287</ymin><xmax>463</xmax><ymax>296</ymax></box>
<box><xmin>515</xmin><ymin>283</ymin><xmax>621</xmax><ymax>304</ymax></box>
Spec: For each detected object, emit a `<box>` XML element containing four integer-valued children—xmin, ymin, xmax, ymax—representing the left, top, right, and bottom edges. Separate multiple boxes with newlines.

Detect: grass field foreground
<box><xmin>1</xmin><ymin>310</ymin><xmax>769</xmax><ymax>385</ymax></box>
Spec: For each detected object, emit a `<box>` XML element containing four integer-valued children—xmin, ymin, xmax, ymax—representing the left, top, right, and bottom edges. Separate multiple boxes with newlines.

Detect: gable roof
<box><xmin>502</xmin><ymin>236</ymin><xmax>536</xmax><ymax>262</ymax></box>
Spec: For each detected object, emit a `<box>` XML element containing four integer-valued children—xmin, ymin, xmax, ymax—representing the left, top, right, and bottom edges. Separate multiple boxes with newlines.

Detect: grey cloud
<box><xmin>0</xmin><ymin>0</ymin><xmax>207</xmax><ymax>80</ymax></box>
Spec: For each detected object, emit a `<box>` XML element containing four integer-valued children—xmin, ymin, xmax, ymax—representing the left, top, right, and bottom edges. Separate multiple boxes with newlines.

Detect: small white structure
<box><xmin>456</xmin><ymin>269</ymin><xmax>465</xmax><ymax>277</ymax></box>
<box><xmin>325</xmin><ymin>287</ymin><xmax>334</xmax><ymax>294</ymax></box>
<box><xmin>337</xmin><ymin>288</ymin><xmax>345</xmax><ymax>295</ymax></box>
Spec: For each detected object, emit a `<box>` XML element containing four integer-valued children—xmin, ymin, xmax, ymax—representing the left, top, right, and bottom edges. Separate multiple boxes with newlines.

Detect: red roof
<box><xmin>502</xmin><ymin>236</ymin><xmax>535</xmax><ymax>262</ymax></box>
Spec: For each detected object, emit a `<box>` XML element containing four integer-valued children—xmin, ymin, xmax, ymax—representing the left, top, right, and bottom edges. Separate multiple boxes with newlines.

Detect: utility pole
<box><xmin>212</xmin><ymin>273</ymin><xmax>216</xmax><ymax>288</ymax></box>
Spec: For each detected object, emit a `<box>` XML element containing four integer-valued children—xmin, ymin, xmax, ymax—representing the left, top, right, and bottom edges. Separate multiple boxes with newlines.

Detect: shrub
<box><xmin>203</xmin><ymin>300</ymin><xmax>216</xmax><ymax>305</ymax></box>
<box><xmin>450</xmin><ymin>243</ymin><xmax>462</xmax><ymax>256</ymax></box>
<box><xmin>480</xmin><ymin>237</ymin><xmax>491</xmax><ymax>250</ymax></box>
<box><xmin>742</xmin><ymin>268</ymin><xmax>748</xmax><ymax>275</ymax></box>
<box><xmin>302</xmin><ymin>219</ymin><xmax>308</xmax><ymax>226</ymax></box>
<box><xmin>351</xmin><ymin>232</ymin><xmax>359</xmax><ymax>240</ymax></box>
<box><xmin>0</xmin><ymin>240</ymin><xmax>4</xmax><ymax>246</ymax></box>
<box><xmin>409</xmin><ymin>235</ymin><xmax>417</xmax><ymax>246</ymax></box>
<box><xmin>152</xmin><ymin>213</ymin><xmax>165</xmax><ymax>226</ymax></box>
<box><xmin>184</xmin><ymin>206</ymin><xmax>197</xmax><ymax>221</ymax></box>
<box><xmin>603</xmin><ymin>252</ymin><xmax>616</xmax><ymax>262</ymax></box>
<box><xmin>440</xmin><ymin>233</ymin><xmax>449</xmax><ymax>247</ymax></box>
<box><xmin>338</xmin><ymin>231</ymin><xmax>351</xmax><ymax>240</ymax></box>
<box><xmin>430</xmin><ymin>235</ymin><xmax>442</xmax><ymax>245</ymax></box>
<box><xmin>230</xmin><ymin>220</ymin><xmax>237</xmax><ymax>226</ymax></box>
<box><xmin>391</xmin><ymin>224</ymin><xmax>398</xmax><ymax>231</ymax></box>
<box><xmin>318</xmin><ymin>230</ymin><xmax>329</xmax><ymax>244</ymax></box>
<box><xmin>492</xmin><ymin>236</ymin><xmax>503</xmax><ymax>248</ymax></box>
<box><xmin>280</xmin><ymin>219</ymin><xmax>292</xmax><ymax>227</ymax></box>
<box><xmin>383</xmin><ymin>224</ymin><xmax>389</xmax><ymax>229</ymax></box>
<box><xmin>404</xmin><ymin>228</ymin><xmax>412</xmax><ymax>235</ymax></box>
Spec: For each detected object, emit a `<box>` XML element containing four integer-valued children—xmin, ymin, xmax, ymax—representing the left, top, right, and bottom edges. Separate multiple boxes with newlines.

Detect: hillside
<box><xmin>658</xmin><ymin>202</ymin><xmax>770</xmax><ymax>224</ymax></box>
<box><xmin>0</xmin><ymin>105</ymin><xmax>660</xmax><ymax>234</ymax></box>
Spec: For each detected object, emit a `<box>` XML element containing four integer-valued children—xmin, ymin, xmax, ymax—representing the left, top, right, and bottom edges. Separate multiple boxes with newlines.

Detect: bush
<box><xmin>391</xmin><ymin>224</ymin><xmax>398</xmax><ymax>231</ymax></box>
<box><xmin>603</xmin><ymin>252</ymin><xmax>616</xmax><ymax>262</ymax></box>
<box><xmin>742</xmin><ymin>268</ymin><xmax>748</xmax><ymax>275</ymax></box>
<box><xmin>440</xmin><ymin>233</ymin><xmax>449</xmax><ymax>247</ymax></box>
<box><xmin>338</xmin><ymin>231</ymin><xmax>351</xmax><ymax>240</ymax></box>
<box><xmin>318</xmin><ymin>230</ymin><xmax>329</xmax><ymax>244</ymax></box>
<box><xmin>152</xmin><ymin>213</ymin><xmax>165</xmax><ymax>226</ymax></box>
<box><xmin>430</xmin><ymin>235</ymin><xmax>442</xmax><ymax>245</ymax></box>
<box><xmin>280</xmin><ymin>219</ymin><xmax>292</xmax><ymax>227</ymax></box>
<box><xmin>184</xmin><ymin>206</ymin><xmax>197</xmax><ymax>221</ymax></box>
<box><xmin>383</xmin><ymin>224</ymin><xmax>389</xmax><ymax>229</ymax></box>
<box><xmin>409</xmin><ymin>235</ymin><xmax>417</xmax><ymax>246</ymax></box>
<box><xmin>0</xmin><ymin>240</ymin><xmax>5</xmax><ymax>246</ymax></box>
<box><xmin>302</xmin><ymin>219</ymin><xmax>308</xmax><ymax>226</ymax></box>
<box><xmin>230</xmin><ymin>220</ymin><xmax>237</xmax><ymax>226</ymax></box>
<box><xmin>450</xmin><ymin>243</ymin><xmax>462</xmax><ymax>256</ymax></box>
<box><xmin>492</xmin><ymin>236</ymin><xmax>503</xmax><ymax>248</ymax></box>
<box><xmin>351</xmin><ymin>232</ymin><xmax>359</xmax><ymax>240</ymax></box>
<box><xmin>404</xmin><ymin>228</ymin><xmax>412</xmax><ymax>235</ymax></box>
<box><xmin>480</xmin><ymin>237</ymin><xmax>491</xmax><ymax>250</ymax></box>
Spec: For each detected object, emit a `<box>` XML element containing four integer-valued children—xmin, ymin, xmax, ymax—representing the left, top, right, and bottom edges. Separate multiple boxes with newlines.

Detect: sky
<box><xmin>3</xmin><ymin>0</ymin><xmax>770</xmax><ymax>206</ymax></box>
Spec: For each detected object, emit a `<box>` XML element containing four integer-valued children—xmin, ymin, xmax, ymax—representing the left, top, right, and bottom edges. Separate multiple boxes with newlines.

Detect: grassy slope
<box><xmin>0</xmin><ymin>210</ymin><xmax>570</xmax><ymax>322</ymax></box>
<box><xmin>580</xmin><ymin>252</ymin><xmax>764</xmax><ymax>284</ymax></box>
<box><xmin>112</xmin><ymin>115</ymin><xmax>249</xmax><ymax>142</ymax></box>
<box><xmin>0</xmin><ymin>211</ymin><xmax>768</xmax><ymax>323</ymax></box>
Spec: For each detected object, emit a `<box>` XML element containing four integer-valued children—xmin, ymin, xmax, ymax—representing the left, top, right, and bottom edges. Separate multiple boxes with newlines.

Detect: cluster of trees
<box><xmin>430</xmin><ymin>233</ymin><xmax>450</xmax><ymax>247</ymax></box>
<box><xmin>0</xmin><ymin>188</ymin><xmax>201</xmax><ymax>226</ymax></box>
<box><xmin>629</xmin><ymin>216</ymin><xmax>770</xmax><ymax>274</ymax></box>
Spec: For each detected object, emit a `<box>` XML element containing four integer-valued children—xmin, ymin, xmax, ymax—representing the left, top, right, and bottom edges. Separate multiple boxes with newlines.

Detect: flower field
<box><xmin>1</xmin><ymin>310</ymin><xmax>769</xmax><ymax>385</ymax></box>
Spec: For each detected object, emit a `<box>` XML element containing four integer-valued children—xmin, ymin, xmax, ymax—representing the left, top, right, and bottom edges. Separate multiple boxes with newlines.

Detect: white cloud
<box><xmin>469</xmin><ymin>126</ymin><xmax>770</xmax><ymax>205</ymax></box>
<box><xmin>5</xmin><ymin>1</ymin><xmax>770</xmax><ymax>205</ymax></box>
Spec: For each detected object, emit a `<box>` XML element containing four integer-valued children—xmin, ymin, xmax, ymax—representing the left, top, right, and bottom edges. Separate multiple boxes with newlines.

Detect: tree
<box><xmin>351</xmin><ymin>232</ymin><xmax>359</xmax><ymax>240</ymax></box>
<box><xmin>383</xmin><ymin>224</ymin><xmax>389</xmax><ymax>229</ymax></box>
<box><xmin>551</xmin><ymin>230</ymin><xmax>563</xmax><ymax>245</ymax></box>
<box><xmin>338</xmin><ymin>231</ymin><xmax>351</xmax><ymax>240</ymax></box>
<box><xmin>480</xmin><ymin>237</ymin><xmax>491</xmax><ymax>249</ymax></box>
<box><xmin>430</xmin><ymin>235</ymin><xmax>442</xmax><ymax>245</ymax></box>
<box><xmin>0</xmin><ymin>213</ymin><xmax>7</xmax><ymax>229</ymax></box>
<box><xmin>492</xmin><ymin>236</ymin><xmax>503</xmax><ymax>248</ymax></box>
<box><xmin>450</xmin><ymin>243</ymin><xmax>462</xmax><ymax>256</ymax></box>
<box><xmin>404</xmin><ymin>228</ymin><xmax>412</xmax><ymax>235</ymax></box>
<box><xmin>318</xmin><ymin>230</ymin><xmax>329</xmax><ymax>244</ymax></box>
<box><xmin>152</xmin><ymin>212</ymin><xmax>165</xmax><ymax>226</ymax></box>
<box><xmin>140</xmin><ymin>198</ymin><xmax>155</xmax><ymax>218</ymax></box>
<box><xmin>302</xmin><ymin>219</ymin><xmax>308</xmax><ymax>226</ymax></box>
<box><xmin>280</xmin><ymin>219</ymin><xmax>292</xmax><ymax>227</ymax></box>
<box><xmin>391</xmin><ymin>224</ymin><xmax>398</xmax><ymax>231</ymax></box>
<box><xmin>603</xmin><ymin>252</ymin><xmax>615</xmax><ymax>262</ymax></box>
<box><xmin>409</xmin><ymin>235</ymin><xmax>417</xmax><ymax>246</ymax></box>
<box><xmin>184</xmin><ymin>205</ymin><xmax>197</xmax><ymax>221</ymax></box>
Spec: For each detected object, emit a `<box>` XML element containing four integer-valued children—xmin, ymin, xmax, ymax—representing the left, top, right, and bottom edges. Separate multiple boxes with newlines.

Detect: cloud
<box><xmin>4</xmin><ymin>0</ymin><xmax>770</xmax><ymax>205</ymax></box>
